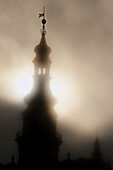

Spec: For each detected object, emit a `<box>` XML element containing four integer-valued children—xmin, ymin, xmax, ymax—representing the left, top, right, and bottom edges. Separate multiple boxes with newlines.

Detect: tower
<box><xmin>15</xmin><ymin>8</ymin><xmax>62</xmax><ymax>166</ymax></box>
<box><xmin>92</xmin><ymin>129</ymin><xmax>102</xmax><ymax>160</ymax></box>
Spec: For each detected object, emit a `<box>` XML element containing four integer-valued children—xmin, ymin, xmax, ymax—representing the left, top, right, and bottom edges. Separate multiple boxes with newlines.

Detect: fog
<box><xmin>0</xmin><ymin>0</ymin><xmax>113</xmax><ymax>164</ymax></box>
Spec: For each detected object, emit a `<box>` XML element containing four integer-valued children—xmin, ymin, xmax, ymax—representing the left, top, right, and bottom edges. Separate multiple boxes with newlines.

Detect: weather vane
<box><xmin>39</xmin><ymin>6</ymin><xmax>47</xmax><ymax>35</ymax></box>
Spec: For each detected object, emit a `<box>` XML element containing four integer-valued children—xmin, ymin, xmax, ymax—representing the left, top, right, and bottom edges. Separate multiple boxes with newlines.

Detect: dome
<box><xmin>33</xmin><ymin>34</ymin><xmax>51</xmax><ymax>66</ymax></box>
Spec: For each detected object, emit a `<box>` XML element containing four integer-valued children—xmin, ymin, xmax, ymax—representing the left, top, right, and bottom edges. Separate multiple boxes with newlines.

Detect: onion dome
<box><xmin>33</xmin><ymin>34</ymin><xmax>51</xmax><ymax>67</ymax></box>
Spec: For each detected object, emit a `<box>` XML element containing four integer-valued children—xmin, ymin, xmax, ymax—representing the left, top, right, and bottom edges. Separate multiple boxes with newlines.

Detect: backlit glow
<box><xmin>9</xmin><ymin>69</ymin><xmax>76</xmax><ymax>115</ymax></box>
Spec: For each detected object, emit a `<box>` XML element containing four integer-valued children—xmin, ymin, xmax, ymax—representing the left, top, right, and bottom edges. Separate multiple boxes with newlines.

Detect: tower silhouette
<box><xmin>15</xmin><ymin>9</ymin><xmax>62</xmax><ymax>166</ymax></box>
<box><xmin>92</xmin><ymin>129</ymin><xmax>102</xmax><ymax>160</ymax></box>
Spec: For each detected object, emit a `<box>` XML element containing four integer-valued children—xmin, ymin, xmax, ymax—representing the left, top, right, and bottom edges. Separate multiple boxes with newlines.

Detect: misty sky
<box><xmin>1</xmin><ymin>0</ymin><xmax>113</xmax><ymax>164</ymax></box>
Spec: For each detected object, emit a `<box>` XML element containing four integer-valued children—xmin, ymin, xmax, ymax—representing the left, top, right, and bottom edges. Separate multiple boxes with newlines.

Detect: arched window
<box><xmin>39</xmin><ymin>68</ymin><xmax>41</xmax><ymax>75</ymax></box>
<box><xmin>43</xmin><ymin>68</ymin><xmax>46</xmax><ymax>74</ymax></box>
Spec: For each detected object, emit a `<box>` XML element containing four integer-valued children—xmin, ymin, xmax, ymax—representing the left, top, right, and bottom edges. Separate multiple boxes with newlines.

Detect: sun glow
<box><xmin>13</xmin><ymin>75</ymin><xmax>33</xmax><ymax>98</ymax></box>
<box><xmin>50</xmin><ymin>73</ymin><xmax>75</xmax><ymax>114</ymax></box>
<box><xmin>9</xmin><ymin>69</ymin><xmax>75</xmax><ymax>115</ymax></box>
<box><xmin>9</xmin><ymin>69</ymin><xmax>33</xmax><ymax>100</ymax></box>
<box><xmin>7</xmin><ymin>69</ymin><xmax>100</xmax><ymax>134</ymax></box>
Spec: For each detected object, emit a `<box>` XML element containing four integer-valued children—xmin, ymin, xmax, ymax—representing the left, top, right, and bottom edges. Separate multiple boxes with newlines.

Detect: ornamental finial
<box><xmin>39</xmin><ymin>6</ymin><xmax>47</xmax><ymax>35</ymax></box>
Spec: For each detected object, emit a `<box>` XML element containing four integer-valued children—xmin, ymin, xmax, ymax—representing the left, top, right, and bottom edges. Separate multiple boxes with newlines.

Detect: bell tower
<box><xmin>15</xmin><ymin>7</ymin><xmax>62</xmax><ymax>166</ymax></box>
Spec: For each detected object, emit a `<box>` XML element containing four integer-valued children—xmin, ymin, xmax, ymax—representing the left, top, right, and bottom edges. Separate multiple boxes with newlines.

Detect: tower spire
<box><xmin>92</xmin><ymin>128</ymin><xmax>102</xmax><ymax>160</ymax></box>
<box><xmin>39</xmin><ymin>6</ymin><xmax>47</xmax><ymax>35</ymax></box>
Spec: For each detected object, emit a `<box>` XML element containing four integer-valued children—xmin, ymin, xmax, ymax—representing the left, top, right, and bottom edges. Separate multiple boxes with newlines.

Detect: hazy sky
<box><xmin>1</xmin><ymin>0</ymin><xmax>113</xmax><ymax>164</ymax></box>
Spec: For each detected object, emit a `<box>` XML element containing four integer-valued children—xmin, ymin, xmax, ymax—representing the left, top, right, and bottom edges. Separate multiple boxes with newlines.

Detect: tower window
<box><xmin>39</xmin><ymin>68</ymin><xmax>41</xmax><ymax>75</ymax></box>
<box><xmin>43</xmin><ymin>68</ymin><xmax>46</xmax><ymax>74</ymax></box>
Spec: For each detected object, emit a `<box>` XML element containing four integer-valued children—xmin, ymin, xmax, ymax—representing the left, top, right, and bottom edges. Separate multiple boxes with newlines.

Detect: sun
<box><xmin>14</xmin><ymin>75</ymin><xmax>33</xmax><ymax>98</ymax></box>
<box><xmin>9</xmin><ymin>69</ymin><xmax>75</xmax><ymax>115</ymax></box>
<box><xmin>9</xmin><ymin>69</ymin><xmax>33</xmax><ymax>101</ymax></box>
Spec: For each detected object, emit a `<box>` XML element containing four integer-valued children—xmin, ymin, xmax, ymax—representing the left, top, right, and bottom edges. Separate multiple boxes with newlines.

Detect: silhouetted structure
<box><xmin>93</xmin><ymin>132</ymin><xmax>102</xmax><ymax>160</ymax></box>
<box><xmin>0</xmin><ymin>8</ymin><xmax>112</xmax><ymax>170</ymax></box>
<box><xmin>61</xmin><ymin>135</ymin><xmax>112</xmax><ymax>170</ymax></box>
<box><xmin>15</xmin><ymin>8</ymin><xmax>62</xmax><ymax>167</ymax></box>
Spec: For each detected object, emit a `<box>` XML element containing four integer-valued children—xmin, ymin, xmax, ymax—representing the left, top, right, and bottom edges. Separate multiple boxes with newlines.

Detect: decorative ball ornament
<box><xmin>42</xmin><ymin>19</ymin><xmax>46</xmax><ymax>25</ymax></box>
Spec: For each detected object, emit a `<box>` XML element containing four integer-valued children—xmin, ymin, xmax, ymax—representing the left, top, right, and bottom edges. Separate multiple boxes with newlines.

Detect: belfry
<box><xmin>15</xmin><ymin>8</ymin><xmax>62</xmax><ymax>166</ymax></box>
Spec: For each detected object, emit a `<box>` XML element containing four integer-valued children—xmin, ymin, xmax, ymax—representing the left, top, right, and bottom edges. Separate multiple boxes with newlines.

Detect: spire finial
<box><xmin>96</xmin><ymin>127</ymin><xmax>98</xmax><ymax>138</ymax></box>
<box><xmin>43</xmin><ymin>6</ymin><xmax>45</xmax><ymax>19</ymax></box>
<box><xmin>39</xmin><ymin>6</ymin><xmax>47</xmax><ymax>35</ymax></box>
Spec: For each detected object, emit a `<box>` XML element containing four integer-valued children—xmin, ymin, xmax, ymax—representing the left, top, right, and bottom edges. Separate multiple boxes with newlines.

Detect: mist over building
<box><xmin>0</xmin><ymin>6</ymin><xmax>112</xmax><ymax>169</ymax></box>
<box><xmin>1</xmin><ymin>0</ymin><xmax>113</xmax><ymax>169</ymax></box>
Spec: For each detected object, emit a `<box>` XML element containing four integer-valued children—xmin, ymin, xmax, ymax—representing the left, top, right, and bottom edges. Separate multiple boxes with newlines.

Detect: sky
<box><xmin>1</xmin><ymin>0</ymin><xmax>113</xmax><ymax>164</ymax></box>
